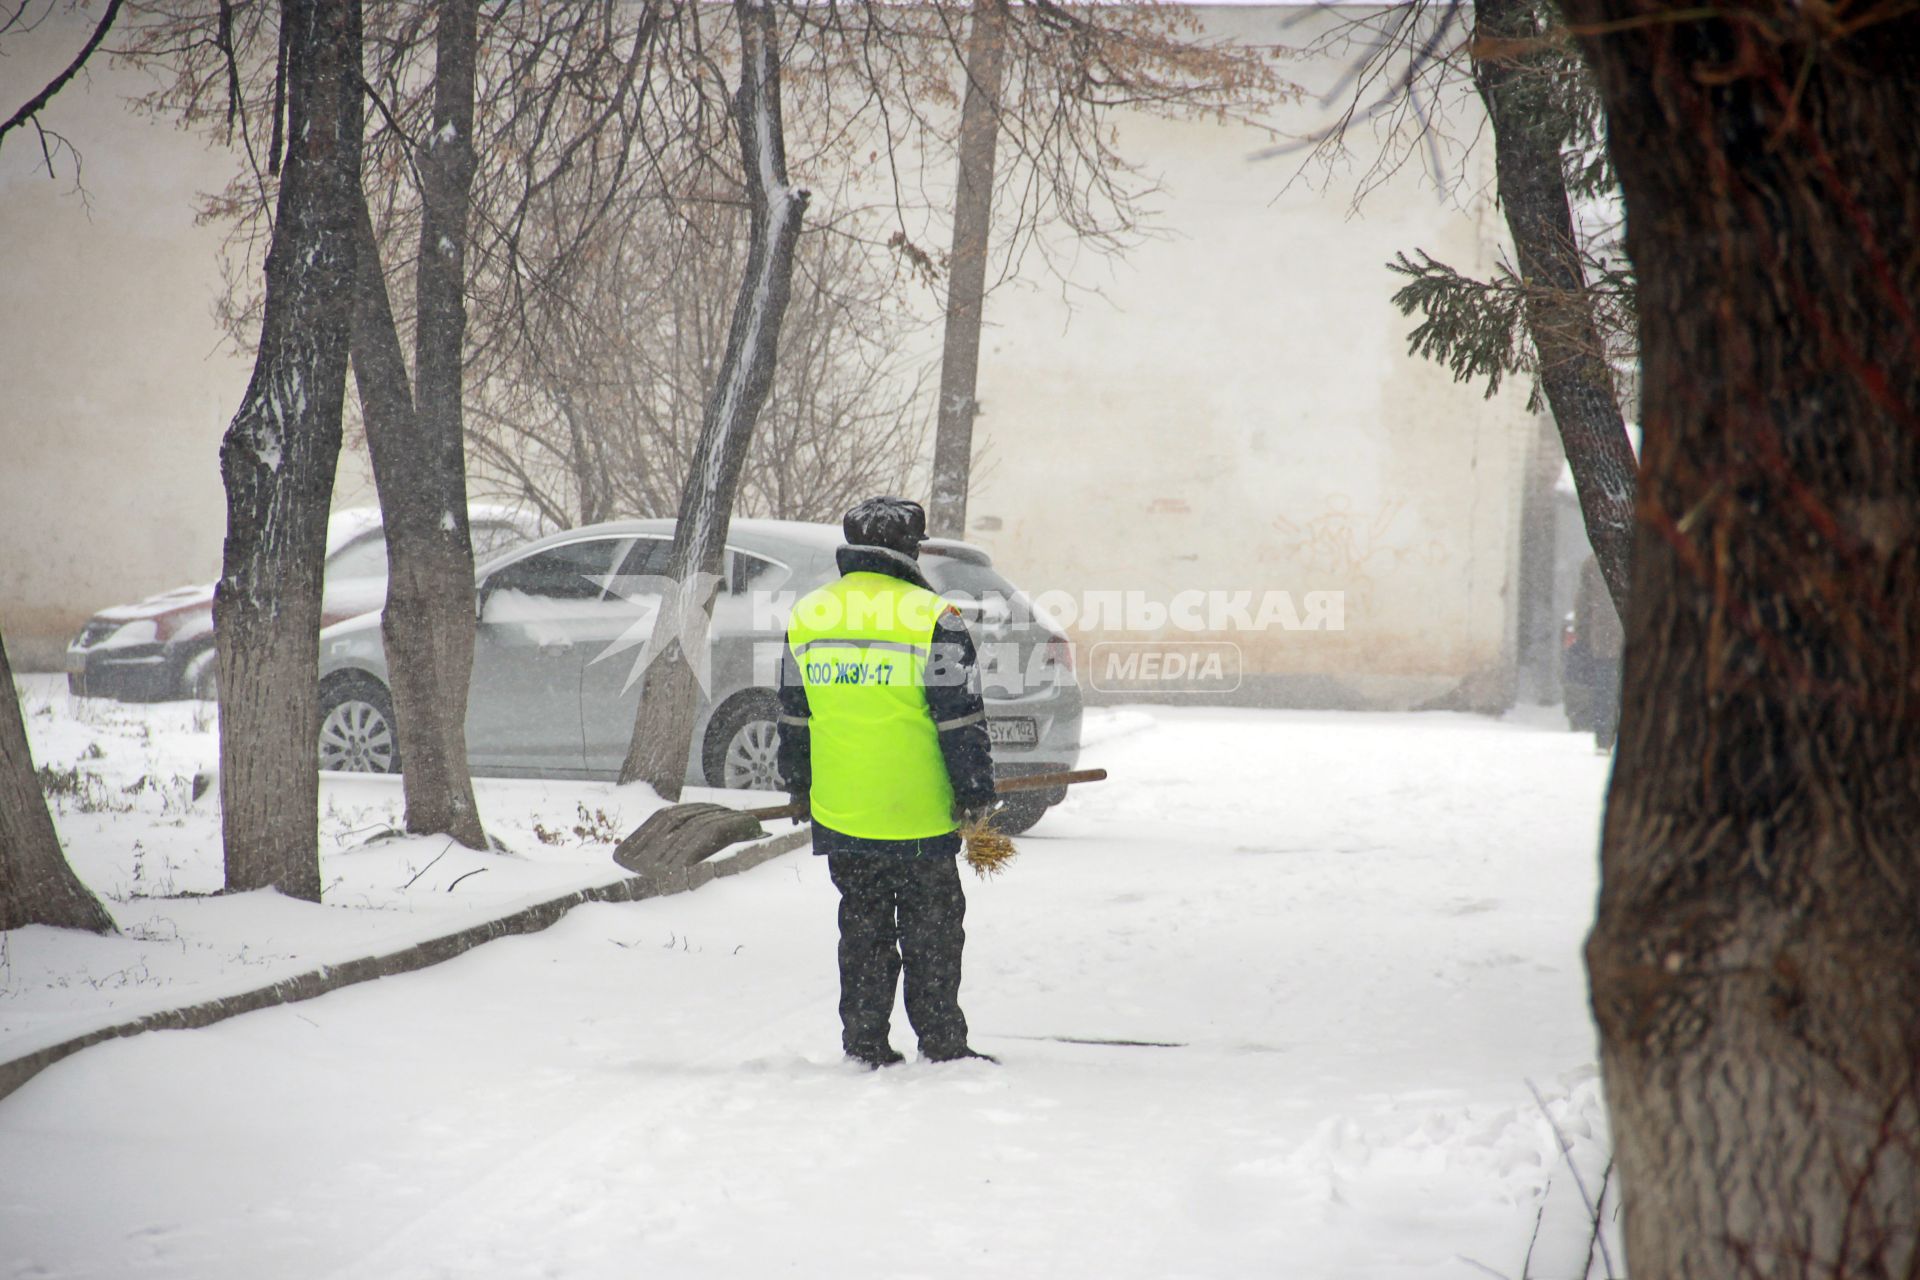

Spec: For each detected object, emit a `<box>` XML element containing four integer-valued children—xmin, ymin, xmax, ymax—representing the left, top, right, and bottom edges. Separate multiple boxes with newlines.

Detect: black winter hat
<box><xmin>843</xmin><ymin>496</ymin><xmax>928</xmax><ymax>557</ymax></box>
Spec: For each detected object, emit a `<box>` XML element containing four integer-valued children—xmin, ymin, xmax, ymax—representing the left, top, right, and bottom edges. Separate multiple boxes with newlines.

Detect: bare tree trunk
<box><xmin>0</xmin><ymin>630</ymin><xmax>114</xmax><ymax>934</ymax></box>
<box><xmin>215</xmin><ymin>0</ymin><xmax>363</xmax><ymax>900</ymax></box>
<box><xmin>559</xmin><ymin>391</ymin><xmax>614</xmax><ymax>528</ymax></box>
<box><xmin>1472</xmin><ymin>0</ymin><xmax>1636</xmax><ymax>615</ymax></box>
<box><xmin>620</xmin><ymin>0</ymin><xmax>809</xmax><ymax>799</ymax></box>
<box><xmin>348</xmin><ymin>193</ymin><xmax>416</xmax><ymax>477</ymax></box>
<box><xmin>351</xmin><ymin>0</ymin><xmax>488</xmax><ymax>850</ymax></box>
<box><xmin>1567</xmin><ymin>6</ymin><xmax>1920</xmax><ymax>1275</ymax></box>
<box><xmin>927</xmin><ymin>0</ymin><xmax>1008</xmax><ymax>541</ymax></box>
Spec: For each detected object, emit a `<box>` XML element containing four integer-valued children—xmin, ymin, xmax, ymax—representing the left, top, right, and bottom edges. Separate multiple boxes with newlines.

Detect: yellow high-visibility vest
<box><xmin>788</xmin><ymin>571</ymin><xmax>957</xmax><ymax>840</ymax></box>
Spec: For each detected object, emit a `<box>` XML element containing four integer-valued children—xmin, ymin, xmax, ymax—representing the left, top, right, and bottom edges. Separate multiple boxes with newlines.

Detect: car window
<box><xmin>614</xmin><ymin>537</ymin><xmax>674</xmax><ymax>581</ymax></box>
<box><xmin>729</xmin><ymin>551</ymin><xmax>789</xmax><ymax>594</ymax></box>
<box><xmin>922</xmin><ymin>556</ymin><xmax>1029</xmax><ymax>629</ymax></box>
<box><xmin>327</xmin><ymin>534</ymin><xmax>388</xmax><ymax>580</ymax></box>
<box><xmin>471</xmin><ymin>520</ymin><xmax>532</xmax><ymax>564</ymax></box>
<box><xmin>923</xmin><ymin>557</ymin><xmax>1019</xmax><ymax>604</ymax></box>
<box><xmin>485</xmin><ymin>539</ymin><xmax>622</xmax><ymax>601</ymax></box>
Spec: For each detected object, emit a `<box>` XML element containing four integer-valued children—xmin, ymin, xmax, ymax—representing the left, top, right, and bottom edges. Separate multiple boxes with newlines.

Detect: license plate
<box><xmin>986</xmin><ymin>717</ymin><xmax>1038</xmax><ymax>747</ymax></box>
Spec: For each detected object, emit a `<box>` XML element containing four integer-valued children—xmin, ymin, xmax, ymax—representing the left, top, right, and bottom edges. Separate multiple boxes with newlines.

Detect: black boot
<box><xmin>923</xmin><ymin>1044</ymin><xmax>998</xmax><ymax>1064</ymax></box>
<box><xmin>848</xmin><ymin>1042</ymin><xmax>906</xmax><ymax>1070</ymax></box>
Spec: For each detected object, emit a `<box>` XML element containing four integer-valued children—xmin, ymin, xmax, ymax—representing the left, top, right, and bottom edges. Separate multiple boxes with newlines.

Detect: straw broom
<box><xmin>960</xmin><ymin>769</ymin><xmax>1107</xmax><ymax>876</ymax></box>
<box><xmin>959</xmin><ymin>820</ymin><xmax>1019</xmax><ymax>878</ymax></box>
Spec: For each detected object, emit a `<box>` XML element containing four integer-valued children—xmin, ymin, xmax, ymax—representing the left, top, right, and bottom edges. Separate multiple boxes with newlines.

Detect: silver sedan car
<box><xmin>315</xmin><ymin>518</ymin><xmax>1083</xmax><ymax>832</ymax></box>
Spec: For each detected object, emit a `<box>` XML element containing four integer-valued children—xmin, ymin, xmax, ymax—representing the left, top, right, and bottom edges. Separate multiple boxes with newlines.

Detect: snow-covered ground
<box><xmin>2</xmin><ymin>685</ymin><xmax>1620</xmax><ymax>1279</ymax></box>
<box><xmin>0</xmin><ymin>676</ymin><xmax>800</xmax><ymax>1061</ymax></box>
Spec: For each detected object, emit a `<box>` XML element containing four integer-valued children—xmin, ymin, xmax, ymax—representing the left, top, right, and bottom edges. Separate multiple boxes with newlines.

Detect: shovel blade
<box><xmin>612</xmin><ymin>802</ymin><xmax>767</xmax><ymax>875</ymax></box>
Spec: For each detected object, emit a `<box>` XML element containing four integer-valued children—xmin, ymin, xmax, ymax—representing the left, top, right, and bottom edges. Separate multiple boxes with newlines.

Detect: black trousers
<box><xmin>826</xmin><ymin>852</ymin><xmax>969</xmax><ymax>1056</ymax></box>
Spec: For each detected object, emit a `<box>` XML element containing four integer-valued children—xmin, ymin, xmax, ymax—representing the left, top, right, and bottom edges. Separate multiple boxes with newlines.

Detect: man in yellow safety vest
<box><xmin>776</xmin><ymin>496</ymin><xmax>998</xmax><ymax>1068</ymax></box>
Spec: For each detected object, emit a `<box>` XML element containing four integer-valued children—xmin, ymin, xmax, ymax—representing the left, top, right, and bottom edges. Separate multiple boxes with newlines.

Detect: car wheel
<box><xmin>985</xmin><ymin>793</ymin><xmax>1051</xmax><ymax>836</ymax></box>
<box><xmin>318</xmin><ymin>678</ymin><xmax>400</xmax><ymax>774</ymax></box>
<box><xmin>703</xmin><ymin>694</ymin><xmax>785</xmax><ymax>791</ymax></box>
<box><xmin>182</xmin><ymin>648</ymin><xmax>218</xmax><ymax>701</ymax></box>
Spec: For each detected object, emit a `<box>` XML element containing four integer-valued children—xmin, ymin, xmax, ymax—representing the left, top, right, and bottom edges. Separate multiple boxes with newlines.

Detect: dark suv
<box><xmin>66</xmin><ymin>507</ymin><xmax>540</xmax><ymax>701</ymax></box>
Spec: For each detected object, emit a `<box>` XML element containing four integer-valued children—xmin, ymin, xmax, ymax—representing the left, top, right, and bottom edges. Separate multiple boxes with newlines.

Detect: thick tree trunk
<box><xmin>1472</xmin><ymin>0</ymin><xmax>1636</xmax><ymax>615</ymax></box>
<box><xmin>351</xmin><ymin>0</ymin><xmax>488</xmax><ymax>850</ymax></box>
<box><xmin>1566</xmin><ymin>6</ymin><xmax>1920</xmax><ymax>1275</ymax></box>
<box><xmin>0</xmin><ymin>630</ymin><xmax>114</xmax><ymax>934</ymax></box>
<box><xmin>620</xmin><ymin>0</ymin><xmax>809</xmax><ymax>799</ymax></box>
<box><xmin>215</xmin><ymin>0</ymin><xmax>363</xmax><ymax>901</ymax></box>
<box><xmin>927</xmin><ymin>0</ymin><xmax>1008</xmax><ymax>540</ymax></box>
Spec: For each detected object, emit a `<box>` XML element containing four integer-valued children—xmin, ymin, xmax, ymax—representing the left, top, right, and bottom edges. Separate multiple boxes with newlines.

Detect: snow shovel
<box><xmin>610</xmin><ymin>769</ymin><xmax>1107</xmax><ymax>877</ymax></box>
<box><xmin>610</xmin><ymin>803</ymin><xmax>769</xmax><ymax>876</ymax></box>
<box><xmin>742</xmin><ymin>767</ymin><xmax>1109</xmax><ymax>878</ymax></box>
<box><xmin>737</xmin><ymin>767</ymin><xmax>1109</xmax><ymax>822</ymax></box>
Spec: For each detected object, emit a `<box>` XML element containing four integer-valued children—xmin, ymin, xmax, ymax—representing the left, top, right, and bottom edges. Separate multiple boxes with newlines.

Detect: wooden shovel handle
<box><xmin>993</xmin><ymin>767</ymin><xmax>1107</xmax><ymax>794</ymax></box>
<box><xmin>743</xmin><ymin>767</ymin><xmax>1107</xmax><ymax>821</ymax></box>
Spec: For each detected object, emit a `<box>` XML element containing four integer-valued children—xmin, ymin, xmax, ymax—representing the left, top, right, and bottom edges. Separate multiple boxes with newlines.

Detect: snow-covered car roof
<box><xmin>495</xmin><ymin>517</ymin><xmax>849</xmax><ymax>568</ymax></box>
<box><xmin>324</xmin><ymin>507</ymin><xmax>388</xmax><ymax>557</ymax></box>
<box><xmin>324</xmin><ymin>503</ymin><xmax>542</xmax><ymax>557</ymax></box>
<box><xmin>495</xmin><ymin>518</ymin><xmax>993</xmax><ymax>563</ymax></box>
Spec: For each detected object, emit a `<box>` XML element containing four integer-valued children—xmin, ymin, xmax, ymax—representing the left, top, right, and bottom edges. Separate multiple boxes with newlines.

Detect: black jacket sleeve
<box><xmin>925</xmin><ymin>607</ymin><xmax>995</xmax><ymax>812</ymax></box>
<box><xmin>776</xmin><ymin>629</ymin><xmax>812</xmax><ymax>796</ymax></box>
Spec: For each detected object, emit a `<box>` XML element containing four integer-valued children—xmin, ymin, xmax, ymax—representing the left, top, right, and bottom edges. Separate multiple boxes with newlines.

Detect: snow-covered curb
<box><xmin>5</xmin><ymin>675</ymin><xmax>815</xmax><ymax>1079</ymax></box>
<box><xmin>0</xmin><ymin>826</ymin><xmax>808</xmax><ymax>1102</ymax></box>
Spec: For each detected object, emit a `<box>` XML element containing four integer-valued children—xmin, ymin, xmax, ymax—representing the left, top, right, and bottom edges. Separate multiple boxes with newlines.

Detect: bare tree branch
<box><xmin>0</xmin><ymin>0</ymin><xmax>124</xmax><ymax>168</ymax></box>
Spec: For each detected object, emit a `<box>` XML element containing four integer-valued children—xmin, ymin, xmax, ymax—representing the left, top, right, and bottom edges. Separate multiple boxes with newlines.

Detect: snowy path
<box><xmin>0</xmin><ymin>707</ymin><xmax>1615</xmax><ymax>1279</ymax></box>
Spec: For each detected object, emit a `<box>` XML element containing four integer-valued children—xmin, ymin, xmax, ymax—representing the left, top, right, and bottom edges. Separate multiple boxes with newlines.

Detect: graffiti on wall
<box><xmin>1269</xmin><ymin>495</ymin><xmax>1453</xmax><ymax>615</ymax></box>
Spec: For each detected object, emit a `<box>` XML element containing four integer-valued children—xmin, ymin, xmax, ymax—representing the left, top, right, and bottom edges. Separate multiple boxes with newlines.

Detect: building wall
<box><xmin>957</xmin><ymin>6</ymin><xmax>1542</xmax><ymax>708</ymax></box>
<box><xmin>1</xmin><ymin>5</ymin><xmax>1541</xmax><ymax>708</ymax></box>
<box><xmin>0</xmin><ymin>17</ymin><xmax>377</xmax><ymax>669</ymax></box>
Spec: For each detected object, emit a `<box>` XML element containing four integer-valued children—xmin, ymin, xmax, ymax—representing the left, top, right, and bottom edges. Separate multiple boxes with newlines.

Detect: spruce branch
<box><xmin>1388</xmin><ymin>249</ymin><xmax>1533</xmax><ymax>402</ymax></box>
